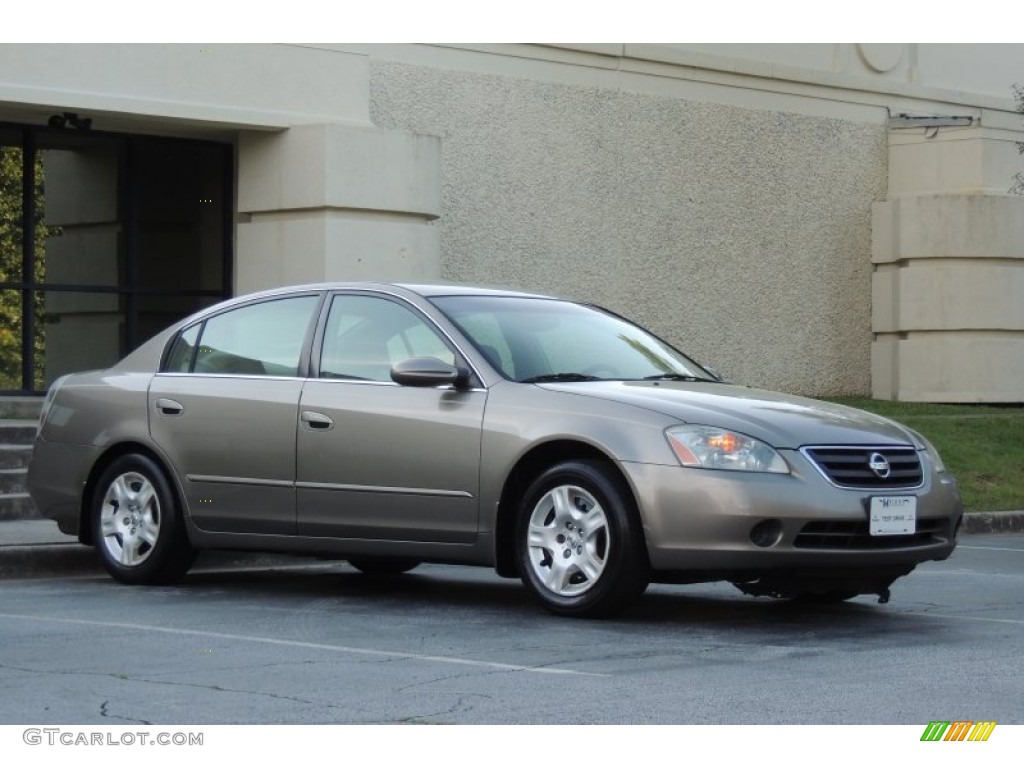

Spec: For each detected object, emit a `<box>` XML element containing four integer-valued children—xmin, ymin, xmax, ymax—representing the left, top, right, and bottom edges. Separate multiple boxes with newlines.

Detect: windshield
<box><xmin>431</xmin><ymin>295</ymin><xmax>715</xmax><ymax>383</ymax></box>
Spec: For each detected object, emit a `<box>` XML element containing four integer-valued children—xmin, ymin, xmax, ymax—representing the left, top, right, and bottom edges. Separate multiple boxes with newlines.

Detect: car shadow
<box><xmin>171</xmin><ymin>560</ymin><xmax>945</xmax><ymax>640</ymax></box>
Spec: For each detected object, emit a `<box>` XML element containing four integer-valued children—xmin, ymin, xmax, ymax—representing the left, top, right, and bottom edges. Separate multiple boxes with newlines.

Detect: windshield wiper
<box><xmin>640</xmin><ymin>373</ymin><xmax>719</xmax><ymax>383</ymax></box>
<box><xmin>519</xmin><ymin>373</ymin><xmax>604</xmax><ymax>384</ymax></box>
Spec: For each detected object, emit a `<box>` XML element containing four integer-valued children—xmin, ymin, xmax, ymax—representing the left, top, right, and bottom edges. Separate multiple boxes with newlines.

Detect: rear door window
<box><xmin>166</xmin><ymin>296</ymin><xmax>319</xmax><ymax>376</ymax></box>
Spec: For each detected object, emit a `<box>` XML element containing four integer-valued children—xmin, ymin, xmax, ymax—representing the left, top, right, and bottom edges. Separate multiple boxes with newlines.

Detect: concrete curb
<box><xmin>961</xmin><ymin>511</ymin><xmax>1024</xmax><ymax>534</ymax></box>
<box><xmin>1</xmin><ymin>511</ymin><xmax>1021</xmax><ymax>582</ymax></box>
<box><xmin>0</xmin><ymin>543</ymin><xmax>100</xmax><ymax>580</ymax></box>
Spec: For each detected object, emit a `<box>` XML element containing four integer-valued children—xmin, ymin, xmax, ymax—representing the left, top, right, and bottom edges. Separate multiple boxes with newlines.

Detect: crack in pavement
<box><xmin>99</xmin><ymin>699</ymin><xmax>152</xmax><ymax>726</ymax></box>
<box><xmin>391</xmin><ymin>694</ymin><xmax>492</xmax><ymax>724</ymax></box>
<box><xmin>0</xmin><ymin>662</ymin><xmax>347</xmax><ymax>713</ymax></box>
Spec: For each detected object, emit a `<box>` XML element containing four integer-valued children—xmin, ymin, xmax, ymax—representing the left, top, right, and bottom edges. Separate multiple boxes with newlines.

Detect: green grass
<box><xmin>823</xmin><ymin>397</ymin><xmax>1024</xmax><ymax>513</ymax></box>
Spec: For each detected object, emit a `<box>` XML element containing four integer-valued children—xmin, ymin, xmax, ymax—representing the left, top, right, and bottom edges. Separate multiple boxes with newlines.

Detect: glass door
<box><xmin>0</xmin><ymin>124</ymin><xmax>233</xmax><ymax>394</ymax></box>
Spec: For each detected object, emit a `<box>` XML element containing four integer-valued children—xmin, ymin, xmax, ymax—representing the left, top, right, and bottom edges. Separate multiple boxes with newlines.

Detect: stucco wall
<box><xmin>370</xmin><ymin>60</ymin><xmax>887</xmax><ymax>395</ymax></box>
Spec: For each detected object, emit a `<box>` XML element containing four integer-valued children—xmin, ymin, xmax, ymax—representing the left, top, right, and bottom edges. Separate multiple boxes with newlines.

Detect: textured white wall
<box><xmin>370</xmin><ymin>61</ymin><xmax>887</xmax><ymax>395</ymax></box>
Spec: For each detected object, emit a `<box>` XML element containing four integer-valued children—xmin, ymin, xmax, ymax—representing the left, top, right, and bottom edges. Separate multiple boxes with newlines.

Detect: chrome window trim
<box><xmin>154</xmin><ymin>371</ymin><xmax>485</xmax><ymax>392</ymax></box>
<box><xmin>154</xmin><ymin>372</ymin><xmax>308</xmax><ymax>382</ymax></box>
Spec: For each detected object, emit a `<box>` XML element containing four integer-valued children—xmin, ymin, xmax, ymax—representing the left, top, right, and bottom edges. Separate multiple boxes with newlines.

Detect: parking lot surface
<box><xmin>0</xmin><ymin>533</ymin><xmax>1021</xmax><ymax>724</ymax></box>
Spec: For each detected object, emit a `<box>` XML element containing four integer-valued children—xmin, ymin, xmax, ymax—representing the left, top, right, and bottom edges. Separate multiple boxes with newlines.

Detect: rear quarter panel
<box><xmin>38</xmin><ymin>371</ymin><xmax>153</xmax><ymax>449</ymax></box>
<box><xmin>30</xmin><ymin>371</ymin><xmax>160</xmax><ymax>536</ymax></box>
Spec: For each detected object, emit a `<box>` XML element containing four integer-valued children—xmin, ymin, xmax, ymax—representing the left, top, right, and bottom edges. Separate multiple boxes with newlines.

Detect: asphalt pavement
<box><xmin>0</xmin><ymin>532</ymin><xmax>1021</xmax><ymax>724</ymax></box>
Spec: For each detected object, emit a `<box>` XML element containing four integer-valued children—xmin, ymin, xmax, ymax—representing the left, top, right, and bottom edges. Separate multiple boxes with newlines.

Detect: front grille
<box><xmin>794</xmin><ymin>518</ymin><xmax>946</xmax><ymax>550</ymax></box>
<box><xmin>802</xmin><ymin>446</ymin><xmax>923</xmax><ymax>489</ymax></box>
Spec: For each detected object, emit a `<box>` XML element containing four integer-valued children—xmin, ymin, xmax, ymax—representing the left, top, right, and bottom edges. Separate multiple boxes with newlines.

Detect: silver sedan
<box><xmin>28</xmin><ymin>283</ymin><xmax>963</xmax><ymax>617</ymax></box>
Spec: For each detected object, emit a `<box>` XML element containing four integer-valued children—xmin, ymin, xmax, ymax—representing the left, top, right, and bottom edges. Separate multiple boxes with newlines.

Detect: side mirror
<box><xmin>390</xmin><ymin>357</ymin><xmax>470</xmax><ymax>388</ymax></box>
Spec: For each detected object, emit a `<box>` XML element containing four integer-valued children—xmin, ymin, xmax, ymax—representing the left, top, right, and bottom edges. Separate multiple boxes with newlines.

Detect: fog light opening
<box><xmin>750</xmin><ymin>519</ymin><xmax>783</xmax><ymax>548</ymax></box>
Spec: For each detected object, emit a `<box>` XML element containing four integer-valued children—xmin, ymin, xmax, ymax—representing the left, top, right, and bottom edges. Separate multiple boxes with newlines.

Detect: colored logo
<box><xmin>920</xmin><ymin>721</ymin><xmax>996</xmax><ymax>742</ymax></box>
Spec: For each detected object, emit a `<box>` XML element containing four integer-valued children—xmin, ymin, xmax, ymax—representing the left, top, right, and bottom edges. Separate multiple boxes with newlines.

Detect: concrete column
<box><xmin>235</xmin><ymin>123</ymin><xmax>441</xmax><ymax>293</ymax></box>
<box><xmin>872</xmin><ymin>125</ymin><xmax>1024</xmax><ymax>402</ymax></box>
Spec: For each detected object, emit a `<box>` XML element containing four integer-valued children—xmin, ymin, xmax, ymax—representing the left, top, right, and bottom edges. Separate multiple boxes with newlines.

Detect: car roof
<box><xmin>230</xmin><ymin>281</ymin><xmax>556</xmax><ymax>302</ymax></box>
<box><xmin>396</xmin><ymin>282</ymin><xmax>554</xmax><ymax>299</ymax></box>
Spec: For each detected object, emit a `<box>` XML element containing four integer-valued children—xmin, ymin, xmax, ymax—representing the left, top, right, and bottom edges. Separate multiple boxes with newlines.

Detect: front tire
<box><xmin>516</xmin><ymin>460</ymin><xmax>649</xmax><ymax>618</ymax></box>
<box><xmin>91</xmin><ymin>454</ymin><xmax>195</xmax><ymax>585</ymax></box>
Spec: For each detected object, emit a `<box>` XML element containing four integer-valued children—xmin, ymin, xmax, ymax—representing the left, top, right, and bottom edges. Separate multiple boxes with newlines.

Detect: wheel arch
<box><xmin>493</xmin><ymin>439</ymin><xmax>644</xmax><ymax>578</ymax></box>
<box><xmin>79</xmin><ymin>442</ymin><xmax>185</xmax><ymax>546</ymax></box>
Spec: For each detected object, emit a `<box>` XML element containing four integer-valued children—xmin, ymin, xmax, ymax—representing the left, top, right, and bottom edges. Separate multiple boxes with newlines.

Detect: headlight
<box><xmin>665</xmin><ymin>425</ymin><xmax>789</xmax><ymax>473</ymax></box>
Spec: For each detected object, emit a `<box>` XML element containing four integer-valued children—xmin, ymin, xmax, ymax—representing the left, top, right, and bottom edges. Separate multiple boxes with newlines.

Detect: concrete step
<box><xmin>0</xmin><ymin>493</ymin><xmax>40</xmax><ymax>521</ymax></box>
<box><xmin>0</xmin><ymin>420</ymin><xmax>37</xmax><ymax>444</ymax></box>
<box><xmin>0</xmin><ymin>397</ymin><xmax>43</xmax><ymax>420</ymax></box>
<box><xmin>0</xmin><ymin>469</ymin><xmax>26</xmax><ymax>495</ymax></box>
<box><xmin>0</xmin><ymin>444</ymin><xmax>32</xmax><ymax>470</ymax></box>
<box><xmin>0</xmin><ymin>426</ymin><xmax>36</xmax><ymax>520</ymax></box>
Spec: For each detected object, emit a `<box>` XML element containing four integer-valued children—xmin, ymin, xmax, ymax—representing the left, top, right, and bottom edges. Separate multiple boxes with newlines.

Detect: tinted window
<box><xmin>189</xmin><ymin>296</ymin><xmax>319</xmax><ymax>376</ymax></box>
<box><xmin>319</xmin><ymin>295</ymin><xmax>454</xmax><ymax>382</ymax></box>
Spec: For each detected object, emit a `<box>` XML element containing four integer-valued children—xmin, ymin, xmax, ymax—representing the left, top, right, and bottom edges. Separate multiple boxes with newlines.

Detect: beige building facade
<box><xmin>0</xmin><ymin>43</ymin><xmax>1021</xmax><ymax>400</ymax></box>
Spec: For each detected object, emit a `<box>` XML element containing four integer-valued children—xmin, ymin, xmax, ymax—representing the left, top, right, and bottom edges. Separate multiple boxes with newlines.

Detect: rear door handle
<box><xmin>300</xmin><ymin>411</ymin><xmax>334</xmax><ymax>430</ymax></box>
<box><xmin>155</xmin><ymin>398</ymin><xmax>184</xmax><ymax>416</ymax></box>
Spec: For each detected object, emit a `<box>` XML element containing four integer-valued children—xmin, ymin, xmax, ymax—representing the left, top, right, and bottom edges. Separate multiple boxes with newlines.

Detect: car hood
<box><xmin>540</xmin><ymin>381</ymin><xmax>918</xmax><ymax>449</ymax></box>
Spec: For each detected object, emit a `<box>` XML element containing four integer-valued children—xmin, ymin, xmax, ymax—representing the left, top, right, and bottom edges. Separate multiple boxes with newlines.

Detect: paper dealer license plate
<box><xmin>869</xmin><ymin>496</ymin><xmax>917</xmax><ymax>536</ymax></box>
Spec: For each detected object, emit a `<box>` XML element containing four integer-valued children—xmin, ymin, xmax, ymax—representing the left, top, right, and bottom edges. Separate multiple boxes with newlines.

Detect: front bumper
<box><xmin>622</xmin><ymin>448</ymin><xmax>962</xmax><ymax>574</ymax></box>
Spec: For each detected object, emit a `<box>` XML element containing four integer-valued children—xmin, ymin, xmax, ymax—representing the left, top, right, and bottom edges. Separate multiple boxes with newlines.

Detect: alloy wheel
<box><xmin>98</xmin><ymin>471</ymin><xmax>161</xmax><ymax>567</ymax></box>
<box><xmin>525</xmin><ymin>484</ymin><xmax>609</xmax><ymax>597</ymax></box>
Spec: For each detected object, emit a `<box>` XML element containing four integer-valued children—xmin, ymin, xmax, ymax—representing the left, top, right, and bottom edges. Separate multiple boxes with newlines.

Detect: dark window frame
<box><xmin>0</xmin><ymin>121</ymin><xmax>234</xmax><ymax>394</ymax></box>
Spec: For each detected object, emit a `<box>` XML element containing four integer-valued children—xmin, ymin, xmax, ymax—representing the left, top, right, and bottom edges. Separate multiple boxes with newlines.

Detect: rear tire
<box><xmin>91</xmin><ymin>454</ymin><xmax>195</xmax><ymax>585</ymax></box>
<box><xmin>516</xmin><ymin>460</ymin><xmax>649</xmax><ymax>618</ymax></box>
